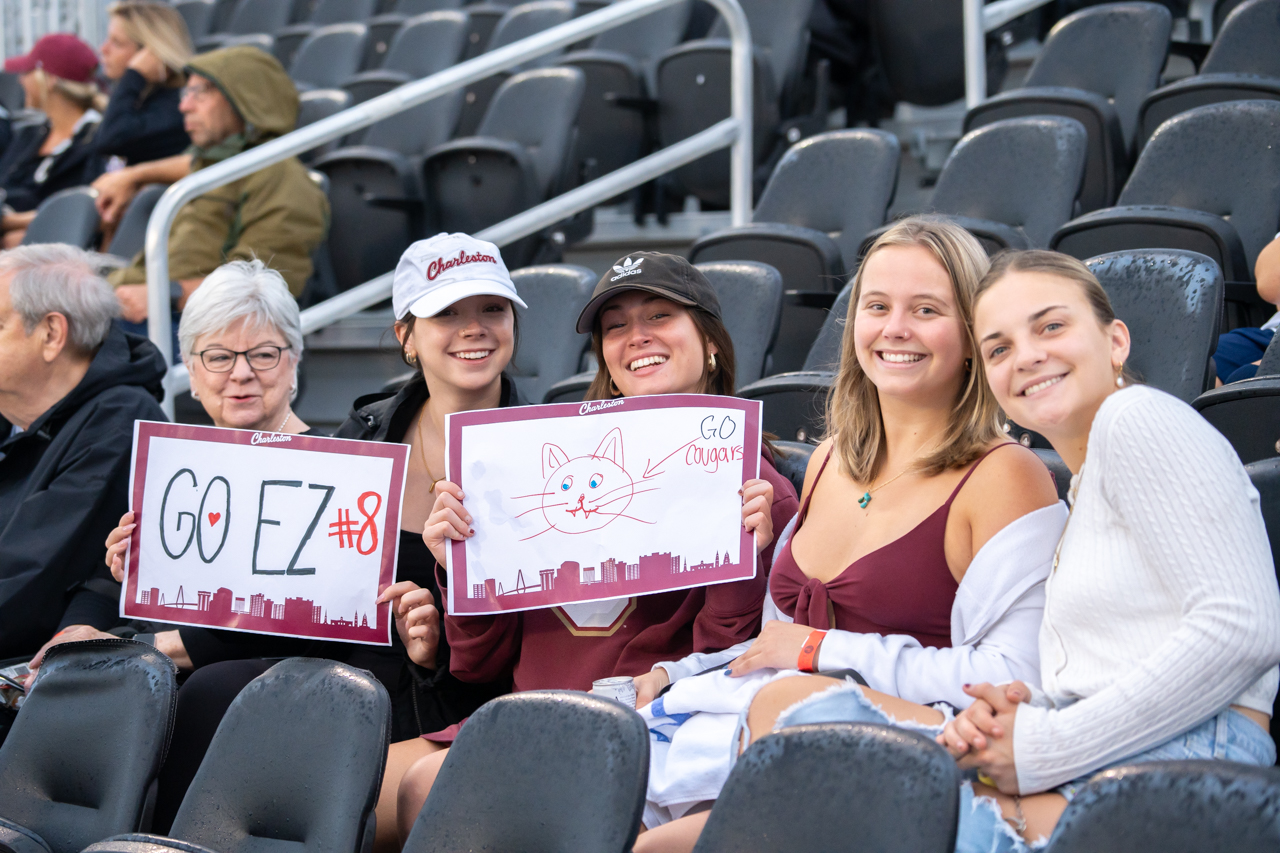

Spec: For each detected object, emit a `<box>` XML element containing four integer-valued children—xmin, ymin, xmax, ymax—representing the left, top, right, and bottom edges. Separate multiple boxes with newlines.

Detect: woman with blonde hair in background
<box><xmin>92</xmin><ymin>0</ymin><xmax>192</xmax><ymax>179</ymax></box>
<box><xmin>0</xmin><ymin>34</ymin><xmax>105</xmax><ymax>246</ymax></box>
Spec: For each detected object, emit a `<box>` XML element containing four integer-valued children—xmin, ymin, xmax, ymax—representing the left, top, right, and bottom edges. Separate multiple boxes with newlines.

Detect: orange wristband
<box><xmin>797</xmin><ymin>629</ymin><xmax>826</xmax><ymax>672</ymax></box>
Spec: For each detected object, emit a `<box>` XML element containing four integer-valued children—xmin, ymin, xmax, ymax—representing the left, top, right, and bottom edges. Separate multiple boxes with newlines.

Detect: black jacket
<box><xmin>0</xmin><ymin>326</ymin><xmax>166</xmax><ymax>658</ymax></box>
<box><xmin>90</xmin><ymin>70</ymin><xmax>189</xmax><ymax>174</ymax></box>
<box><xmin>0</xmin><ymin>113</ymin><xmax>102</xmax><ymax>212</ymax></box>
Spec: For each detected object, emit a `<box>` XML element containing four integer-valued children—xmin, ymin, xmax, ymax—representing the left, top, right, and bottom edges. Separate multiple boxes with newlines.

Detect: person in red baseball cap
<box><xmin>0</xmin><ymin>33</ymin><xmax>104</xmax><ymax>245</ymax></box>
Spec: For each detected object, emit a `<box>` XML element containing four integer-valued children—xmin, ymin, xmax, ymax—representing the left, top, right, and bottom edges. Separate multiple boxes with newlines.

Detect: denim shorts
<box><xmin>773</xmin><ymin>682</ymin><xmax>1276</xmax><ymax>853</ymax></box>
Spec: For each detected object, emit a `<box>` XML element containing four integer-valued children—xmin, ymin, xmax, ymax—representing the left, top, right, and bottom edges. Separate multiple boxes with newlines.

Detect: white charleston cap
<box><xmin>391</xmin><ymin>232</ymin><xmax>527</xmax><ymax>320</ymax></box>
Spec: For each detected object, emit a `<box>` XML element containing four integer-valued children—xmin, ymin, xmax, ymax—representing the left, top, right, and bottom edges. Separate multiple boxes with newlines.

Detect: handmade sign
<box><xmin>446</xmin><ymin>395</ymin><xmax>762</xmax><ymax>617</ymax></box>
<box><xmin>123</xmin><ymin>422</ymin><xmax>408</xmax><ymax>645</ymax></box>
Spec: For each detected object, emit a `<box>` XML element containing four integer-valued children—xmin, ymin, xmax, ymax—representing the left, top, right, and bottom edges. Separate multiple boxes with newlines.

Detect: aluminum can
<box><xmin>592</xmin><ymin>675</ymin><xmax>637</xmax><ymax>708</ymax></box>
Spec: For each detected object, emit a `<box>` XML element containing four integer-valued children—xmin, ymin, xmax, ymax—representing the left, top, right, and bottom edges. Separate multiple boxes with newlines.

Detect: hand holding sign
<box><xmin>125</xmin><ymin>423</ymin><xmax>408</xmax><ymax>645</ymax></box>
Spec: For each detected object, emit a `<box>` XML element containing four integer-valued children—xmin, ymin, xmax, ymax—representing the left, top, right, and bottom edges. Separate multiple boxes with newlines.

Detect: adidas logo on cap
<box><xmin>610</xmin><ymin>256</ymin><xmax>644</xmax><ymax>281</ymax></box>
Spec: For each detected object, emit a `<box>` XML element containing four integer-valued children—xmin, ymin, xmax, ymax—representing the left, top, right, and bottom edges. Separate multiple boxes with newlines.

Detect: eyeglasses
<box><xmin>179</xmin><ymin>82</ymin><xmax>217</xmax><ymax>102</ymax></box>
<box><xmin>195</xmin><ymin>345</ymin><xmax>290</xmax><ymax>373</ymax></box>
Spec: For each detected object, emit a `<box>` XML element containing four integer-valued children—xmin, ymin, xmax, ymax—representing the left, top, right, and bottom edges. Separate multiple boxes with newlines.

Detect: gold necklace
<box><xmin>858</xmin><ymin>464</ymin><xmax>914</xmax><ymax>509</ymax></box>
<box><xmin>416</xmin><ymin>411</ymin><xmax>445</xmax><ymax>494</ymax></box>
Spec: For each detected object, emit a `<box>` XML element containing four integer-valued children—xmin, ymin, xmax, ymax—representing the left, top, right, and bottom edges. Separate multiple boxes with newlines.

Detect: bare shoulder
<box><xmin>799</xmin><ymin>437</ymin><xmax>837</xmax><ymax>505</ymax></box>
<box><xmin>956</xmin><ymin>442</ymin><xmax>1060</xmax><ymax>533</ymax></box>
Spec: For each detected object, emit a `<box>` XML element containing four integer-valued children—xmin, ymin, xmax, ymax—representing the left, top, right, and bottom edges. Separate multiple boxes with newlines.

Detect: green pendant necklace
<box><xmin>858</xmin><ymin>465</ymin><xmax>914</xmax><ymax>509</ymax></box>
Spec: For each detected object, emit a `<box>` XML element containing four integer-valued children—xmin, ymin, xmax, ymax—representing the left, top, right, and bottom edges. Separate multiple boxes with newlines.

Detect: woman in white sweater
<box><xmin>753</xmin><ymin>249</ymin><xmax>1280</xmax><ymax>850</ymax></box>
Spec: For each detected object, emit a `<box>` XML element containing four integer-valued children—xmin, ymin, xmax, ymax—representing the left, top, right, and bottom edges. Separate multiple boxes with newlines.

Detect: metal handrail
<box><xmin>963</xmin><ymin>0</ymin><xmax>1056</xmax><ymax>108</ymax></box>
<box><xmin>146</xmin><ymin>0</ymin><xmax>754</xmax><ymax>414</ymax></box>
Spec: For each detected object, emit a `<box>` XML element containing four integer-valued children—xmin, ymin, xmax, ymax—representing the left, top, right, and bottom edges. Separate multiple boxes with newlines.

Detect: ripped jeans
<box><xmin>772</xmin><ymin>681</ymin><xmax>1277</xmax><ymax>853</ymax></box>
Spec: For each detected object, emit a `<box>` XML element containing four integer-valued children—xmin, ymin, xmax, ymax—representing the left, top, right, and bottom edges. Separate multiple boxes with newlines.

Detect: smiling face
<box><xmin>399</xmin><ymin>294</ymin><xmax>514</xmax><ymax>393</ymax></box>
<box><xmin>975</xmin><ymin>270</ymin><xmax>1130</xmax><ymax>444</ymax></box>
<box><xmin>852</xmin><ymin>244</ymin><xmax>971</xmax><ymax>407</ymax></box>
<box><xmin>187</xmin><ymin>317</ymin><xmax>296</xmax><ymax>431</ymax></box>
<box><xmin>599</xmin><ymin>290</ymin><xmax>715</xmax><ymax>397</ymax></box>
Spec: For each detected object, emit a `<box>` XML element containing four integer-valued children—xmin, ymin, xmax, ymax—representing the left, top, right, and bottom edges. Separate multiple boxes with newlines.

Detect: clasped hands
<box><xmin>938</xmin><ymin>680</ymin><xmax>1031</xmax><ymax>794</ymax></box>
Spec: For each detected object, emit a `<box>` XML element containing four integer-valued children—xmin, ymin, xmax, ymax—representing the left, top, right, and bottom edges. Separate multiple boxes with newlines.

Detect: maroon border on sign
<box><xmin>125</xmin><ymin>421</ymin><xmax>408</xmax><ymax>644</ymax></box>
<box><xmin>445</xmin><ymin>394</ymin><xmax>762</xmax><ymax>615</ymax></box>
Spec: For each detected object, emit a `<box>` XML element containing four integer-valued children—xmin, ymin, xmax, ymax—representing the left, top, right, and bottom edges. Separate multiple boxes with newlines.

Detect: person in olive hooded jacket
<box><xmin>105</xmin><ymin>45</ymin><xmax>328</xmax><ymax>325</ymax></box>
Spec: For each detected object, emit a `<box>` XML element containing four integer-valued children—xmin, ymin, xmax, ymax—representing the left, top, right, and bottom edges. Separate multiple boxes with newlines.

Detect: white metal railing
<box><xmin>147</xmin><ymin>0</ymin><xmax>753</xmax><ymax>415</ymax></box>
<box><xmin>963</xmin><ymin>0</ymin><xmax>1056</xmax><ymax>108</ymax></box>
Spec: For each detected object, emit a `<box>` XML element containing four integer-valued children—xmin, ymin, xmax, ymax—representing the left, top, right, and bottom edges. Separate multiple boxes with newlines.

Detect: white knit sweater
<box><xmin>1013</xmin><ymin>385</ymin><xmax>1280</xmax><ymax>794</ymax></box>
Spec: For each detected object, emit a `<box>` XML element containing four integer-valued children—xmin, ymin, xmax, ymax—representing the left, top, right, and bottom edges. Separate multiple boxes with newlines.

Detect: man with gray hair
<box><xmin>0</xmin><ymin>244</ymin><xmax>166</xmax><ymax>659</ymax></box>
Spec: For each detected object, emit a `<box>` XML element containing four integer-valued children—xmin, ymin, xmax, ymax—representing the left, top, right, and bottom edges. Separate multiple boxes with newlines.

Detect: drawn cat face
<box><xmin>541</xmin><ymin>427</ymin><xmax>634</xmax><ymax>534</ymax></box>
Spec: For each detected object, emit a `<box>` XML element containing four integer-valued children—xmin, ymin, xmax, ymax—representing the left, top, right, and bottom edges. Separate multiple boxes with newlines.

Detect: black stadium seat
<box><xmin>453</xmin><ymin>1</ymin><xmax>578</xmax><ymax>137</ymax></box>
<box><xmin>401</xmin><ymin>692</ymin><xmax>648</xmax><ymax>853</ymax></box>
<box><xmin>1193</xmin><ymin>377</ymin><xmax>1280</xmax><ymax>465</ymax></box>
<box><xmin>696</xmin><ymin>260</ymin><xmax>784</xmax><ymax>386</ymax></box>
<box><xmin>771</xmin><ymin>439</ymin><xmax>816</xmax><ymax>495</ymax></box>
<box><xmin>1033</xmin><ymin>448</ymin><xmax>1073</xmax><ymax>502</ymax></box>
<box><xmin>1136</xmin><ymin>0</ymin><xmax>1280</xmax><ymax>153</ymax></box>
<box><xmin>83</xmin><ymin>659</ymin><xmax>390</xmax><ymax>853</ymax></box>
<box><xmin>420</xmin><ymin>66</ymin><xmax>586</xmax><ymax>267</ymax></box>
<box><xmin>1050</xmin><ymin>100</ymin><xmax>1280</xmax><ymax>324</ymax></box>
<box><xmin>22</xmin><ymin>187</ymin><xmax>99</xmax><ymax>249</ymax></box>
<box><xmin>174</xmin><ymin>0</ymin><xmax>215</xmax><ymax>40</ymax></box>
<box><xmin>458</xmin><ymin>4</ymin><xmax>506</xmax><ymax>62</ymax></box>
<box><xmin>690</xmin><ymin>129</ymin><xmax>898</xmax><ymax>372</ymax></box>
<box><xmin>306</xmin><ymin>0</ymin><xmax>377</xmax><ymax>24</ymax></box>
<box><xmin>296</xmin><ymin>88</ymin><xmax>352</xmax><ymax>163</ymax></box>
<box><xmin>0</xmin><ymin>640</ymin><xmax>177</xmax><ymax>853</ymax></box>
<box><xmin>360</xmin><ymin>14</ymin><xmax>406</xmax><ymax>70</ymax></box>
<box><xmin>1045</xmin><ymin>761</ymin><xmax>1280</xmax><ymax>851</ymax></box>
<box><xmin>508</xmin><ymin>264</ymin><xmax>596</xmax><ymax>404</ymax></box>
<box><xmin>107</xmin><ymin>183</ymin><xmax>167</xmax><ymax>260</ymax></box>
<box><xmin>863</xmin><ymin>116</ymin><xmax>1089</xmax><ymax>254</ymax></box>
<box><xmin>224</xmin><ymin>0</ymin><xmax>292</xmax><ymax>35</ymax></box>
<box><xmin>737</xmin><ymin>281</ymin><xmax>851</xmax><ymax>442</ymax></box>
<box><xmin>692</xmin><ymin>724</ymin><xmax>960</xmax><ymax>853</ymax></box>
<box><xmin>289</xmin><ymin>23</ymin><xmax>369</xmax><ymax>91</ymax></box>
<box><xmin>964</xmin><ymin>2</ymin><xmax>1171</xmax><ymax>213</ymax></box>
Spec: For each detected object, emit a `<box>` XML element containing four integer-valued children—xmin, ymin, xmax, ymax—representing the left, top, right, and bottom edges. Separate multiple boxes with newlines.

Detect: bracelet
<box><xmin>797</xmin><ymin>629</ymin><xmax>826</xmax><ymax>672</ymax></box>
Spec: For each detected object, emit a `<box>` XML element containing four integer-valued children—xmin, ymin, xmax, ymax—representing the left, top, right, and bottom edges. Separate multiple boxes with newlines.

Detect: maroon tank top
<box><xmin>770</xmin><ymin>445</ymin><xmax>1010</xmax><ymax>648</ymax></box>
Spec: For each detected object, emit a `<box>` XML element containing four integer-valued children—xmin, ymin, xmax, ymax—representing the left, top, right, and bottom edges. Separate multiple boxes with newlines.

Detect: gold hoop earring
<box><xmin>405</xmin><ymin>351</ymin><xmax>418</xmax><ymax>365</ymax></box>
<box><xmin>609</xmin><ymin>377</ymin><xmax>620</xmax><ymax>396</ymax></box>
<box><xmin>708</xmin><ymin>352</ymin><xmax>717</xmax><ymax>371</ymax></box>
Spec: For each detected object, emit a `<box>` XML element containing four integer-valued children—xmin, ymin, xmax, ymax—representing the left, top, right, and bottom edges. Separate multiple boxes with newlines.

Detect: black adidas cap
<box><xmin>575</xmin><ymin>251</ymin><xmax>722</xmax><ymax>334</ymax></box>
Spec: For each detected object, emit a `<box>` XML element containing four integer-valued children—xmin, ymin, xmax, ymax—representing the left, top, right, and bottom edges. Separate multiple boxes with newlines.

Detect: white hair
<box><xmin>178</xmin><ymin>260</ymin><xmax>304</xmax><ymax>361</ymax></box>
<box><xmin>0</xmin><ymin>244</ymin><xmax>121</xmax><ymax>353</ymax></box>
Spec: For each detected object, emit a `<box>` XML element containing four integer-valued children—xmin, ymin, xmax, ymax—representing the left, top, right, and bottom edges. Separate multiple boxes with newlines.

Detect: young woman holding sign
<box><xmin>629</xmin><ymin>218</ymin><xmax>1065</xmax><ymax>853</ymax></box>
<box><xmin>390</xmin><ymin>252</ymin><xmax>800</xmax><ymax>843</ymax></box>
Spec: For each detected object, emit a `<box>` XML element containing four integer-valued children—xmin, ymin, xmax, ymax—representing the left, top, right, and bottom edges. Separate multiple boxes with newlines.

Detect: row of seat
<box><xmin>3</xmin><ymin>640</ymin><xmax>1280</xmax><ymax>853</ymax></box>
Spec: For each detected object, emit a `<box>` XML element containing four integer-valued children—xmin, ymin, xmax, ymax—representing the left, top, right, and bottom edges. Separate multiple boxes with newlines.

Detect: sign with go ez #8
<box><xmin>123</xmin><ymin>422</ymin><xmax>408</xmax><ymax>644</ymax></box>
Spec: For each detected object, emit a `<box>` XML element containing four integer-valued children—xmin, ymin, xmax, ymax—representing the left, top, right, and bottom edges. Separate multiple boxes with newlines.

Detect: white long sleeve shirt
<box><xmin>1013</xmin><ymin>385</ymin><xmax>1280</xmax><ymax>794</ymax></box>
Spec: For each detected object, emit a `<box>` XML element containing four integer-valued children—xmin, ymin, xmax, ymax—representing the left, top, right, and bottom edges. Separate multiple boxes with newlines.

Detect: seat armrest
<box><xmin>0</xmin><ymin>818</ymin><xmax>52</xmax><ymax>853</ymax></box>
<box><xmin>1137</xmin><ymin>74</ymin><xmax>1280</xmax><ymax>152</ymax></box>
<box><xmin>83</xmin><ymin>834</ymin><xmax>221</xmax><ymax>853</ymax></box>
<box><xmin>965</xmin><ymin>85</ymin><xmax>1120</xmax><ymax>132</ymax></box>
<box><xmin>542</xmin><ymin>371</ymin><xmax>595</xmax><ymax>405</ymax></box>
<box><xmin>422</xmin><ymin>137</ymin><xmax>538</xmax><ymax>176</ymax></box>
<box><xmin>1050</xmin><ymin>204</ymin><xmax>1249</xmax><ymax>282</ymax></box>
<box><xmin>738</xmin><ymin>371</ymin><xmax>835</xmax><ymax>399</ymax></box>
<box><xmin>692</xmin><ymin>223</ymin><xmax>846</xmax><ymax>279</ymax></box>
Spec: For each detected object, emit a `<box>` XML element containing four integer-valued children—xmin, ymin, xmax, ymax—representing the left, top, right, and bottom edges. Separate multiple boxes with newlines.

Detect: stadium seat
<box><xmin>459</xmin><ymin>4</ymin><xmax>506</xmax><ymax>62</ymax></box>
<box><xmin>869</xmin><ymin>0</ymin><xmax>968</xmax><ymax>106</ymax></box>
<box><xmin>771</xmin><ymin>439</ymin><xmax>816</xmax><ymax>496</ymax></box>
<box><xmin>222</xmin><ymin>0</ymin><xmax>292</xmax><ymax>35</ymax></box>
<box><xmin>196</xmin><ymin>32</ymin><xmax>274</xmax><ymax>54</ymax></box>
<box><xmin>1050</xmin><ymin>101</ymin><xmax>1280</xmax><ymax>304</ymax></box>
<box><xmin>690</xmin><ymin>129</ymin><xmax>897</xmax><ymax>372</ymax></box>
<box><xmin>692</xmin><ymin>723</ymin><xmax>959</xmax><ymax>853</ymax></box>
<box><xmin>508</xmin><ymin>264</ymin><xmax>596</xmax><ymax>403</ymax></box>
<box><xmin>21</xmin><ymin>187</ymin><xmax>99</xmax><ymax>249</ymax></box>
<box><xmin>394</xmin><ymin>0</ymin><xmax>464</xmax><ymax>11</ymax></box>
<box><xmin>359</xmin><ymin>14</ymin><xmax>406</xmax><ymax>70</ymax></box>
<box><xmin>696</xmin><ymin>260</ymin><xmax>784</xmax><ymax>386</ymax></box>
<box><xmin>1260</xmin><ymin>333</ymin><xmax>1280</xmax><ymax>376</ymax></box>
<box><xmin>342</xmin><ymin>11</ymin><xmax>469</xmax><ymax>151</ymax></box>
<box><xmin>0</xmin><ymin>640</ymin><xmax>177</xmax><ymax>853</ymax></box>
<box><xmin>420</xmin><ymin>66</ymin><xmax>586</xmax><ymax>267</ymax></box>
<box><xmin>270</xmin><ymin>25</ymin><xmax>312</xmax><ymax>70</ymax></box>
<box><xmin>306</xmin><ymin>0</ymin><xmax>377</xmax><ymax>23</ymax></box>
<box><xmin>107</xmin><ymin>183</ymin><xmax>167</xmax><ymax>260</ymax></box>
<box><xmin>289</xmin><ymin>23</ymin><xmax>369</xmax><ymax>91</ymax></box>
<box><xmin>313</xmin><ymin>146</ymin><xmax>421</xmax><ymax>292</ymax></box>
<box><xmin>1193</xmin><ymin>377</ymin><xmax>1280</xmax><ymax>464</ymax></box>
<box><xmin>1136</xmin><ymin>0</ymin><xmax>1280</xmax><ymax>152</ymax></box>
<box><xmin>965</xmin><ymin>2</ymin><xmax>1171</xmax><ymax>213</ymax></box>
<box><xmin>737</xmin><ymin>281</ymin><xmax>851</xmax><ymax>442</ymax></box>
<box><xmin>1033</xmin><ymin>448</ymin><xmax>1073</xmax><ymax>502</ymax></box>
<box><xmin>559</xmin><ymin>1</ymin><xmax>693</xmax><ymax>181</ymax></box>
<box><xmin>864</xmin><ymin>116</ymin><xmax>1089</xmax><ymax>254</ymax></box>
<box><xmin>295</xmin><ymin>88</ymin><xmax>351</xmax><ymax>162</ymax></box>
<box><xmin>1044</xmin><ymin>760</ymin><xmax>1280</xmax><ymax>851</ymax></box>
<box><xmin>454</xmin><ymin>1</ymin><xmax>578</xmax><ymax>138</ymax></box>
<box><xmin>543</xmin><ymin>259</ymin><xmax>787</xmax><ymax>404</ymax></box>
<box><xmin>82</xmin><ymin>658</ymin><xmax>390</xmax><ymax>853</ymax></box>
<box><xmin>400</xmin><ymin>691</ymin><xmax>647</xmax><ymax>853</ymax></box>
<box><xmin>173</xmin><ymin>0</ymin><xmax>215</xmax><ymax>40</ymax></box>
<box><xmin>207</xmin><ymin>0</ymin><xmax>239</xmax><ymax>33</ymax></box>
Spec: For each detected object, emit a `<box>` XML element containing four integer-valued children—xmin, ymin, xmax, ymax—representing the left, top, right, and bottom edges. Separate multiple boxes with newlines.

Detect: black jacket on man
<box><xmin>0</xmin><ymin>325</ymin><xmax>166</xmax><ymax>658</ymax></box>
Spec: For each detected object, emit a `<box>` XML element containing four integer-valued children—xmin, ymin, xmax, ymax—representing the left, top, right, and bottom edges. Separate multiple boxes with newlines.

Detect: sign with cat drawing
<box><xmin>122</xmin><ymin>422</ymin><xmax>408</xmax><ymax>645</ymax></box>
<box><xmin>446</xmin><ymin>395</ymin><xmax>762</xmax><ymax>616</ymax></box>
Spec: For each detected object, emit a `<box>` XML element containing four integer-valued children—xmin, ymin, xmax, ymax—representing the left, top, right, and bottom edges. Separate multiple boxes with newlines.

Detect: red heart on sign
<box><xmin>208</xmin><ymin>512</ymin><xmax>221</xmax><ymax>526</ymax></box>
